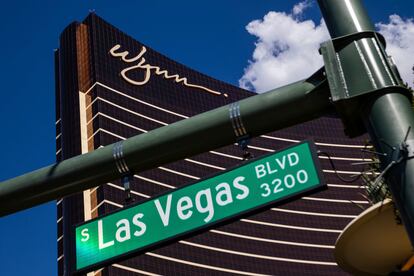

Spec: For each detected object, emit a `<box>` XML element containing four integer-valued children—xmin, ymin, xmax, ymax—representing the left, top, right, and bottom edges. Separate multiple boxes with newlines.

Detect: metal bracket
<box><xmin>369</xmin><ymin>129</ymin><xmax>414</xmax><ymax>201</ymax></box>
<box><xmin>229</xmin><ymin>102</ymin><xmax>252</xmax><ymax>160</ymax></box>
<box><xmin>121</xmin><ymin>175</ymin><xmax>133</xmax><ymax>203</ymax></box>
<box><xmin>400</xmin><ymin>139</ymin><xmax>414</xmax><ymax>159</ymax></box>
<box><xmin>113</xmin><ymin>141</ymin><xmax>133</xmax><ymax>203</ymax></box>
<box><xmin>229</xmin><ymin>102</ymin><xmax>248</xmax><ymax>138</ymax></box>
<box><xmin>320</xmin><ymin>31</ymin><xmax>411</xmax><ymax>137</ymax></box>
<box><xmin>381</xmin><ymin>127</ymin><xmax>414</xmax><ymax>162</ymax></box>
<box><xmin>320</xmin><ymin>31</ymin><xmax>399</xmax><ymax>102</ymax></box>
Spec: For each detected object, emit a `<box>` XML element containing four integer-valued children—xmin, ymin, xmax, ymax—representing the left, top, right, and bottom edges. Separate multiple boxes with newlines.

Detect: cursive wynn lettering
<box><xmin>109</xmin><ymin>44</ymin><xmax>227</xmax><ymax>97</ymax></box>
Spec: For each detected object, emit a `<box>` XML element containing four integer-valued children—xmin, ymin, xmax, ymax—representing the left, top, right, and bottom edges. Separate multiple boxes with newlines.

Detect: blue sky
<box><xmin>0</xmin><ymin>1</ymin><xmax>413</xmax><ymax>275</ymax></box>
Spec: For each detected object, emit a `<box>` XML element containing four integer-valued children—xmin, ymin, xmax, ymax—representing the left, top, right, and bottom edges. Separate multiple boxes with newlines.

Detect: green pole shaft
<box><xmin>0</xmin><ymin>76</ymin><xmax>331</xmax><ymax>217</ymax></box>
<box><xmin>317</xmin><ymin>0</ymin><xmax>375</xmax><ymax>36</ymax></box>
<box><xmin>318</xmin><ymin>0</ymin><xmax>414</xmax><ymax>244</ymax></box>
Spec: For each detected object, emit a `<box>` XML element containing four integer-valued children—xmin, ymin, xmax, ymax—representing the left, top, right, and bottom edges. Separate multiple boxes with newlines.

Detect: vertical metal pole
<box><xmin>318</xmin><ymin>0</ymin><xmax>414</xmax><ymax>245</ymax></box>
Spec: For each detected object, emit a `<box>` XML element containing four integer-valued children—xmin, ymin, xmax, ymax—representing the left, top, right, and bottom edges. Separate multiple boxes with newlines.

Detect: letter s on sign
<box><xmin>233</xmin><ymin>176</ymin><xmax>249</xmax><ymax>200</ymax></box>
<box><xmin>133</xmin><ymin>213</ymin><xmax>147</xmax><ymax>237</ymax></box>
<box><xmin>81</xmin><ymin>228</ymin><xmax>89</xmax><ymax>242</ymax></box>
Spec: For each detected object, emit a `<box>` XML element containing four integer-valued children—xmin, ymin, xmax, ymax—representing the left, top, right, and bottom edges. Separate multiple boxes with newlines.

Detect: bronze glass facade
<box><xmin>56</xmin><ymin>13</ymin><xmax>370</xmax><ymax>275</ymax></box>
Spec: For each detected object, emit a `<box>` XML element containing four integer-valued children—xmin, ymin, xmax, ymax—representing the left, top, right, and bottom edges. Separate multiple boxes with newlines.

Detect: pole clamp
<box><xmin>113</xmin><ymin>141</ymin><xmax>130</xmax><ymax>175</ymax></box>
<box><xmin>229</xmin><ymin>102</ymin><xmax>248</xmax><ymax>138</ymax></box>
<box><xmin>320</xmin><ymin>31</ymin><xmax>411</xmax><ymax>137</ymax></box>
<box><xmin>400</xmin><ymin>139</ymin><xmax>414</xmax><ymax>160</ymax></box>
<box><xmin>113</xmin><ymin>141</ymin><xmax>133</xmax><ymax>203</ymax></box>
<box><xmin>229</xmin><ymin>102</ymin><xmax>252</xmax><ymax>160</ymax></box>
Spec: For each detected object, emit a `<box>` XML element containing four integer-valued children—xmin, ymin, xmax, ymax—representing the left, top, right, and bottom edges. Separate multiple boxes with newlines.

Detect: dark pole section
<box><xmin>0</xmin><ymin>75</ymin><xmax>332</xmax><ymax>217</ymax></box>
<box><xmin>365</xmin><ymin>95</ymin><xmax>414</xmax><ymax>243</ymax></box>
<box><xmin>317</xmin><ymin>0</ymin><xmax>374</xmax><ymax>37</ymax></box>
<box><xmin>319</xmin><ymin>0</ymin><xmax>414</xmax><ymax>244</ymax></box>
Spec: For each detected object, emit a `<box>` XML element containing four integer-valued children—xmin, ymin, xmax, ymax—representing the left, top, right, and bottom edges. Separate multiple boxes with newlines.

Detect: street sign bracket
<box><xmin>320</xmin><ymin>31</ymin><xmax>412</xmax><ymax>137</ymax></box>
<box><xmin>229</xmin><ymin>101</ymin><xmax>253</xmax><ymax>159</ymax></box>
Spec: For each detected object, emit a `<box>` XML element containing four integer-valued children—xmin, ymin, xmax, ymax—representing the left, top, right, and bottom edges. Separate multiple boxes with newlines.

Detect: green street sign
<box><xmin>74</xmin><ymin>141</ymin><xmax>325</xmax><ymax>273</ymax></box>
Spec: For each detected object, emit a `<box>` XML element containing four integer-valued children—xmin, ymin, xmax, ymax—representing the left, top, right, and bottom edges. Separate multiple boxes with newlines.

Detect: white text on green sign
<box><xmin>75</xmin><ymin>141</ymin><xmax>324</xmax><ymax>272</ymax></box>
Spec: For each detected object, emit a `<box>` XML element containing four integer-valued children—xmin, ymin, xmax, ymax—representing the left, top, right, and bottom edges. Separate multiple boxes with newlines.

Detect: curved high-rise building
<box><xmin>56</xmin><ymin>13</ymin><xmax>370</xmax><ymax>275</ymax></box>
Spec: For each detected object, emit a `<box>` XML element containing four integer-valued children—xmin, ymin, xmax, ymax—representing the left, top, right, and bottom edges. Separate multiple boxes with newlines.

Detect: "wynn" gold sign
<box><xmin>109</xmin><ymin>44</ymin><xmax>227</xmax><ymax>97</ymax></box>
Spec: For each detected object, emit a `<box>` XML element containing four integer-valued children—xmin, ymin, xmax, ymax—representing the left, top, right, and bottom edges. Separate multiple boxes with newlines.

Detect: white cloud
<box><xmin>292</xmin><ymin>0</ymin><xmax>312</xmax><ymax>16</ymax></box>
<box><xmin>240</xmin><ymin>2</ymin><xmax>414</xmax><ymax>93</ymax></box>
<box><xmin>239</xmin><ymin>2</ymin><xmax>329</xmax><ymax>92</ymax></box>
<box><xmin>376</xmin><ymin>15</ymin><xmax>414</xmax><ymax>86</ymax></box>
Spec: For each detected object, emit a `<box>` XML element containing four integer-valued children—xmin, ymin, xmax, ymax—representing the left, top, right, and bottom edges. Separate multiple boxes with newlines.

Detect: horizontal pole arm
<box><xmin>0</xmin><ymin>72</ymin><xmax>332</xmax><ymax>217</ymax></box>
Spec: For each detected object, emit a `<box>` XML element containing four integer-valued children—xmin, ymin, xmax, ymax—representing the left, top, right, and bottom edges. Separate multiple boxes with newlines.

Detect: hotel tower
<box><xmin>56</xmin><ymin>14</ymin><xmax>370</xmax><ymax>275</ymax></box>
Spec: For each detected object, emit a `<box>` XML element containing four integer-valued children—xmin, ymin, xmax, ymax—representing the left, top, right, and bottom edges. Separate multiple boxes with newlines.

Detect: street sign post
<box><xmin>74</xmin><ymin>141</ymin><xmax>325</xmax><ymax>273</ymax></box>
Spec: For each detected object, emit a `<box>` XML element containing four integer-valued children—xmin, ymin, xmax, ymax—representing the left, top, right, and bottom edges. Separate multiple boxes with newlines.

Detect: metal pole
<box><xmin>0</xmin><ymin>74</ymin><xmax>331</xmax><ymax>217</ymax></box>
<box><xmin>318</xmin><ymin>0</ymin><xmax>414</xmax><ymax>244</ymax></box>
